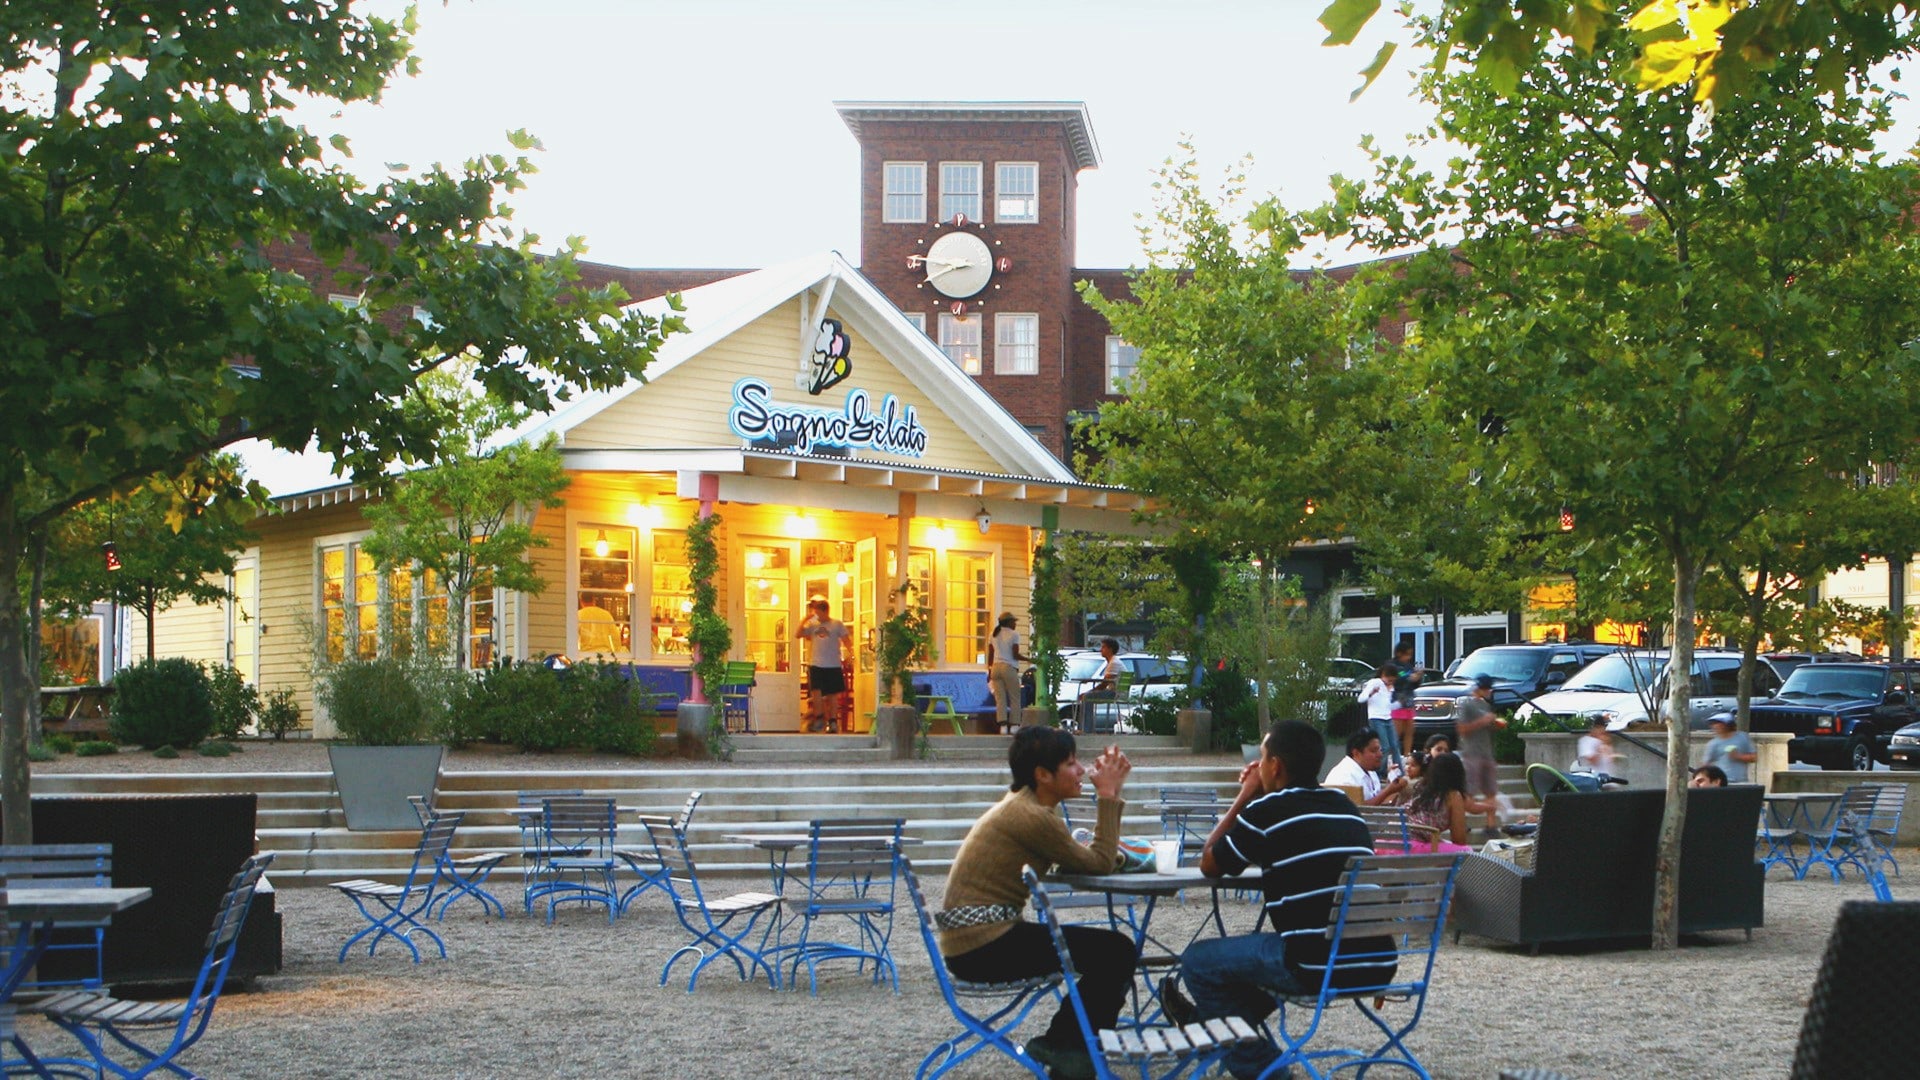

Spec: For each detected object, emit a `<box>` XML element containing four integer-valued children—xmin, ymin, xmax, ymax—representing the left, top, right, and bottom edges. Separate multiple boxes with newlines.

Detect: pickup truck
<box><xmin>1745</xmin><ymin>662</ymin><xmax>1919</xmax><ymax>771</ymax></box>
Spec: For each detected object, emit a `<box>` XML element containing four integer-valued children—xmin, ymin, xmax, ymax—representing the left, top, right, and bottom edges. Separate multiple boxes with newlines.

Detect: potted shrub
<box><xmin>316</xmin><ymin>656</ymin><xmax>447</xmax><ymax>830</ymax></box>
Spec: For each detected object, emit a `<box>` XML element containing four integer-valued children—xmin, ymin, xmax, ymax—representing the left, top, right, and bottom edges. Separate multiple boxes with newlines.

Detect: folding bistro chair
<box><xmin>1049</xmin><ymin>800</ymin><xmax>1138</xmax><ymax>930</ymax></box>
<box><xmin>719</xmin><ymin>661</ymin><xmax>758</xmax><ymax>735</ymax></box>
<box><xmin>1256</xmin><ymin>853</ymin><xmax>1467</xmax><ymax>1080</ymax></box>
<box><xmin>0</xmin><ymin>844</ymin><xmax>112</xmax><ymax>993</ymax></box>
<box><xmin>777</xmin><ymin>818</ymin><xmax>904</xmax><ymax>995</ymax></box>
<box><xmin>902</xmin><ymin>856</ymin><xmax>1063</xmax><ymax>1080</ymax></box>
<box><xmin>1849</xmin><ymin>783</ymin><xmax>1907</xmax><ymax>880</ymax></box>
<box><xmin>1758</xmin><ymin>802</ymin><xmax>1804</xmax><ymax>878</ymax></box>
<box><xmin>514</xmin><ymin>788</ymin><xmax>584</xmax><ymax>912</ymax></box>
<box><xmin>1804</xmin><ymin>785</ymin><xmax>1877</xmax><ymax>884</ymax></box>
<box><xmin>1357</xmin><ymin>806</ymin><xmax>1416</xmax><ymax>855</ymax></box>
<box><xmin>332</xmin><ymin>812</ymin><xmax>461</xmax><ymax>963</ymax></box>
<box><xmin>1084</xmin><ymin>670</ymin><xmax>1135</xmax><ymax>736</ymax></box>
<box><xmin>1157</xmin><ymin>788</ymin><xmax>1221</xmax><ymax>868</ymax></box>
<box><xmin>528</xmin><ymin>797</ymin><xmax>620</xmax><ymax>923</ymax></box>
<box><xmin>1023</xmin><ymin>865</ymin><xmax>1262</xmax><ymax>1080</ymax></box>
<box><xmin>407</xmin><ymin>795</ymin><xmax>506</xmax><ymax>920</ymax></box>
<box><xmin>642</xmin><ymin>818</ymin><xmax>783</xmax><ymax>992</ymax></box>
<box><xmin>38</xmin><ymin>854</ymin><xmax>275</xmax><ymax>1080</ymax></box>
<box><xmin>616</xmin><ymin>790</ymin><xmax>703</xmax><ymax>915</ymax></box>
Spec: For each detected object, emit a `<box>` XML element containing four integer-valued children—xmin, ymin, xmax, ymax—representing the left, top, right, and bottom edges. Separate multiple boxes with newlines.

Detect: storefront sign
<box><xmin>728</xmin><ymin>378</ymin><xmax>930</xmax><ymax>458</ymax></box>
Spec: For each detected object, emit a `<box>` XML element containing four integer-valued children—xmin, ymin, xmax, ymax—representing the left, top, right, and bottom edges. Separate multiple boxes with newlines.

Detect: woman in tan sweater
<box><xmin>938</xmin><ymin>726</ymin><xmax>1136</xmax><ymax>1080</ymax></box>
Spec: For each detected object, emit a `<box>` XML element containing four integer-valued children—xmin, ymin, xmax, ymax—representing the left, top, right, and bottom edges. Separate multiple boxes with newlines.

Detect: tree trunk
<box><xmin>1254</xmin><ymin>558</ymin><xmax>1273</xmax><ymax>731</ymax></box>
<box><xmin>1652</xmin><ymin>547</ymin><xmax>1703</xmax><ymax>951</ymax></box>
<box><xmin>0</xmin><ymin>498</ymin><xmax>39</xmax><ymax>844</ymax></box>
<box><xmin>1735</xmin><ymin>563</ymin><xmax>1769</xmax><ymax>732</ymax></box>
<box><xmin>143</xmin><ymin>590</ymin><xmax>158</xmax><ymax>664</ymax></box>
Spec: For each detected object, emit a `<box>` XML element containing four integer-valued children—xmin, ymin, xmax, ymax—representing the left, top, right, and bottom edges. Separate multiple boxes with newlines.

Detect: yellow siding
<box><xmin>135</xmin><ymin>576</ymin><xmax>228</xmax><ymax>665</ymax></box>
<box><xmin>566</xmin><ymin>299</ymin><xmax>1005</xmax><ymax>474</ymax></box>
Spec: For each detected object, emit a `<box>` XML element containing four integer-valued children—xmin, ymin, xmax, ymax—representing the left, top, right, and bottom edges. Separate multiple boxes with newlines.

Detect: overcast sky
<box><xmin>295</xmin><ymin>1</ymin><xmax>1920</xmax><ymax>274</ymax></box>
<box><xmin>290</xmin><ymin>0</ymin><xmax>1459</xmax><ymax>271</ymax></box>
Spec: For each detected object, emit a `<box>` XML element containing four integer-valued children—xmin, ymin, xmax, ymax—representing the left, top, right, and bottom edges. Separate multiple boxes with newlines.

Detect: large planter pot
<box><xmin>328</xmin><ymin>745</ymin><xmax>444</xmax><ymax>831</ymax></box>
<box><xmin>875</xmin><ymin>705</ymin><xmax>921</xmax><ymax>760</ymax></box>
<box><xmin>1177</xmin><ymin>708</ymin><xmax>1212</xmax><ymax>753</ymax></box>
<box><xmin>676</xmin><ymin>703</ymin><xmax>716</xmax><ymax>761</ymax></box>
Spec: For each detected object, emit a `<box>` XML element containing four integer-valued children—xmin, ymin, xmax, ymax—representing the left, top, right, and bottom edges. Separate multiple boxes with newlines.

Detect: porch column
<box><xmin>893</xmin><ymin>492</ymin><xmax>916</xmax><ymax>612</ymax></box>
<box><xmin>689</xmin><ymin>472</ymin><xmax>720</xmax><ymax>705</ymax></box>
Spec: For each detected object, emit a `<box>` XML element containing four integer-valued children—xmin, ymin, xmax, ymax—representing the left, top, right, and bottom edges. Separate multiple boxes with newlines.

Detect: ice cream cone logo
<box><xmin>808</xmin><ymin>318</ymin><xmax>853</xmax><ymax>395</ymax></box>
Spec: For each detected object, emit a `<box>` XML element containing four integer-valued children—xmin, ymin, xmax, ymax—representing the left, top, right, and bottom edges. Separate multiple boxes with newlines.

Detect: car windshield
<box><xmin>1561</xmin><ymin>654</ymin><xmax>1661</xmax><ymax>694</ymax></box>
<box><xmin>1450</xmin><ymin>649</ymin><xmax>1547</xmax><ymax>684</ymax></box>
<box><xmin>1776</xmin><ymin>667</ymin><xmax>1886</xmax><ymax>702</ymax></box>
<box><xmin>1064</xmin><ymin>655</ymin><xmax>1108</xmax><ymax>681</ymax></box>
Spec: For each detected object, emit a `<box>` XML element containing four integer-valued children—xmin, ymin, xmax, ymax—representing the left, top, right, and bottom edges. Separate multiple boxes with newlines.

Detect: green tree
<box><xmin>41</xmin><ymin>456</ymin><xmax>258</xmax><ymax>666</ymax></box>
<box><xmin>0</xmin><ymin>2</ymin><xmax>681</xmax><ymax>844</ymax></box>
<box><xmin>360</xmin><ymin>371</ymin><xmax>570</xmax><ymax>670</ymax></box>
<box><xmin>1322</xmin><ymin>10</ymin><xmax>1920</xmax><ymax>947</ymax></box>
<box><xmin>1079</xmin><ymin>149</ymin><xmax>1387</xmax><ymax>730</ymax></box>
<box><xmin>1319</xmin><ymin>0</ymin><xmax>1920</xmax><ymax>104</ymax></box>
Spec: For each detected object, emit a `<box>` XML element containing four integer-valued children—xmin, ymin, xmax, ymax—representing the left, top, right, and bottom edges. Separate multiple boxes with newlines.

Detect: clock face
<box><xmin>923</xmin><ymin>231</ymin><xmax>994</xmax><ymax>298</ymax></box>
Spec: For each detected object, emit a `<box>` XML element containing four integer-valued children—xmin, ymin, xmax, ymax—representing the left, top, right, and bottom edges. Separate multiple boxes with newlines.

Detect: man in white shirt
<box><xmin>1323</xmin><ymin>729</ymin><xmax>1408</xmax><ymax>806</ymax></box>
<box><xmin>797</xmin><ymin>599</ymin><xmax>851</xmax><ymax>733</ymax></box>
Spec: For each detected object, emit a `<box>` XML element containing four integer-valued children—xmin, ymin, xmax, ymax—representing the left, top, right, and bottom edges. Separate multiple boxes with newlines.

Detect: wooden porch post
<box><xmin>689</xmin><ymin>472</ymin><xmax>719</xmax><ymax>704</ymax></box>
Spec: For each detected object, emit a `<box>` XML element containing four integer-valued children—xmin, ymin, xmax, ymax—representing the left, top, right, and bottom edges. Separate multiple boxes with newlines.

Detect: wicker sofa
<box><xmin>1451</xmin><ymin>784</ymin><xmax>1764</xmax><ymax>951</ymax></box>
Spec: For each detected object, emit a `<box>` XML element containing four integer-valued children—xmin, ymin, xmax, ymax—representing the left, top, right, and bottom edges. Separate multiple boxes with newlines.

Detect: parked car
<box><xmin>1513</xmin><ymin>649</ymin><xmax>1782</xmax><ymax>732</ymax></box>
<box><xmin>1750</xmin><ymin>662</ymin><xmax>1919</xmax><ymax>771</ymax></box>
<box><xmin>1761</xmin><ymin>651</ymin><xmax>1872</xmax><ymax>680</ymax></box>
<box><xmin>1411</xmin><ymin>642</ymin><xmax>1624</xmax><ymax>746</ymax></box>
<box><xmin>1324</xmin><ymin>657</ymin><xmax>1379</xmax><ymax>698</ymax></box>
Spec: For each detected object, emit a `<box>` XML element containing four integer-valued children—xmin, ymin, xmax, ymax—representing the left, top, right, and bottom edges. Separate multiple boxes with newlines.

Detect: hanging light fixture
<box><xmin>102</xmin><ymin>540</ymin><xmax>122</xmax><ymax>573</ymax></box>
<box><xmin>975</xmin><ymin>505</ymin><xmax>991</xmax><ymax>534</ymax></box>
<box><xmin>594</xmin><ymin>530</ymin><xmax>610</xmax><ymax>558</ymax></box>
<box><xmin>1559</xmin><ymin>506</ymin><xmax>1575</xmax><ymax>532</ymax></box>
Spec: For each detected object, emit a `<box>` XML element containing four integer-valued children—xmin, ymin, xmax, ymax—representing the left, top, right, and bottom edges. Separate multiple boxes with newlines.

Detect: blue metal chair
<box><xmin>1255</xmin><ymin>853</ymin><xmax>1466</xmax><ymax>1080</ymax></box>
<box><xmin>776</xmin><ymin>818</ymin><xmax>903</xmax><ymax>995</ymax></box>
<box><xmin>1758</xmin><ymin>807</ymin><xmax>1803</xmax><ymax>878</ymax></box>
<box><xmin>901</xmin><ymin>855</ymin><xmax>1062</xmax><ymax>1080</ymax></box>
<box><xmin>1023</xmin><ymin>865</ymin><xmax>1262</xmax><ymax>1080</ymax></box>
<box><xmin>514</xmin><ymin>787</ymin><xmax>584</xmax><ymax>912</ymax></box>
<box><xmin>1156</xmin><ymin>787</ymin><xmax>1220</xmax><ymax>868</ymax></box>
<box><xmin>407</xmin><ymin>795</ymin><xmax>506</xmax><ymax>920</ymax></box>
<box><xmin>332</xmin><ymin>812</ymin><xmax>460</xmax><ymax>963</ymax></box>
<box><xmin>1863</xmin><ymin>783</ymin><xmax>1906</xmax><ymax>879</ymax></box>
<box><xmin>0</xmin><ymin>844</ymin><xmax>112</xmax><ymax>994</ymax></box>
<box><xmin>38</xmin><ymin>853</ymin><xmax>275</xmax><ymax>1080</ymax></box>
<box><xmin>1053</xmin><ymin>799</ymin><xmax>1140</xmax><ymax>930</ymax></box>
<box><xmin>528</xmin><ymin>797</ymin><xmax>620</xmax><ymax>923</ymax></box>
<box><xmin>642</xmin><ymin>817</ymin><xmax>783</xmax><ymax>992</ymax></box>
<box><xmin>1805</xmin><ymin>785</ymin><xmax>1877</xmax><ymax>883</ymax></box>
<box><xmin>616</xmin><ymin>790</ymin><xmax>703</xmax><ymax>915</ymax></box>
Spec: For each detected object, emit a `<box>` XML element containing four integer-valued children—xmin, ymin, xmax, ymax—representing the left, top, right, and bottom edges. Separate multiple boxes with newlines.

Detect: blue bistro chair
<box><xmin>643</xmin><ymin>818</ymin><xmax>783</xmax><ymax>992</ymax></box>
<box><xmin>775</xmin><ymin>818</ymin><xmax>904</xmax><ymax>995</ymax></box>
<box><xmin>902</xmin><ymin>855</ymin><xmax>1063</xmax><ymax>1080</ymax></box>
<box><xmin>332</xmin><ymin>812</ymin><xmax>461</xmax><ymax>963</ymax></box>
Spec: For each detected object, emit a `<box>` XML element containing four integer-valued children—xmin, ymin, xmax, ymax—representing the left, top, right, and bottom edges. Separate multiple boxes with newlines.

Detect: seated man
<box><xmin>1323</xmin><ymin>729</ymin><xmax>1408</xmax><ymax>806</ymax></box>
<box><xmin>1690</xmin><ymin>764</ymin><xmax>1729</xmax><ymax>788</ymax></box>
<box><xmin>1165</xmin><ymin>720</ymin><xmax>1392</xmax><ymax>1080</ymax></box>
<box><xmin>938</xmin><ymin>727</ymin><xmax>1137</xmax><ymax>1080</ymax></box>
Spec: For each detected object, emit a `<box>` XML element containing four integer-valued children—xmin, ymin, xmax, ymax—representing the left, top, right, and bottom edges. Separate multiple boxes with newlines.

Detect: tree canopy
<box><xmin>0</xmin><ymin>1</ymin><xmax>683</xmax><ymax>843</ymax></box>
<box><xmin>1316</xmin><ymin>8</ymin><xmax>1920</xmax><ymax>946</ymax></box>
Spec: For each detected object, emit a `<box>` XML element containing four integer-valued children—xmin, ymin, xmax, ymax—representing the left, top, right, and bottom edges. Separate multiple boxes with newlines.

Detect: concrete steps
<box><xmin>28</xmin><ymin>757</ymin><xmax>1537</xmax><ymax>889</ymax></box>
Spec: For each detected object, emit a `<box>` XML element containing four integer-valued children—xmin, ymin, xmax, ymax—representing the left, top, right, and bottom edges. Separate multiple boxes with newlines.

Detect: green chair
<box><xmin>918</xmin><ymin>694</ymin><xmax>965</xmax><ymax>735</ymax></box>
<box><xmin>1084</xmin><ymin>669</ymin><xmax>1135</xmax><ymax>735</ymax></box>
<box><xmin>719</xmin><ymin>661</ymin><xmax>758</xmax><ymax>734</ymax></box>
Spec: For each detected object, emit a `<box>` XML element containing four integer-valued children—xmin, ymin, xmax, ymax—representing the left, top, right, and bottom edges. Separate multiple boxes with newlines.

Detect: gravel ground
<box><xmin>8</xmin><ymin>865</ymin><xmax>1875</xmax><ymax>1079</ymax></box>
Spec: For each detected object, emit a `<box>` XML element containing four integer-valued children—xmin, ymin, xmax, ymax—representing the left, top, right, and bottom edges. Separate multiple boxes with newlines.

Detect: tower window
<box><xmin>995</xmin><ymin>314</ymin><xmax>1038</xmax><ymax>375</ymax></box>
<box><xmin>940</xmin><ymin>162</ymin><xmax>981</xmax><ymax>222</ymax></box>
<box><xmin>884</xmin><ymin>162</ymin><xmax>926</xmax><ymax>223</ymax></box>
<box><xmin>997</xmin><ymin>162</ymin><xmax>1038</xmax><ymax>223</ymax></box>
<box><xmin>939</xmin><ymin>313</ymin><xmax>982</xmax><ymax>375</ymax></box>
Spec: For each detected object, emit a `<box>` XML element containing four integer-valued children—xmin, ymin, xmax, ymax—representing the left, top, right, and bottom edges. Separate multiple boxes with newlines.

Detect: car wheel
<box><xmin>1847</xmin><ymin>737</ymin><xmax>1873</xmax><ymax>772</ymax></box>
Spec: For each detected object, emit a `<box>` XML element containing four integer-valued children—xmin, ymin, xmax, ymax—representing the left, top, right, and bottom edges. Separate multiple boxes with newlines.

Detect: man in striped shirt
<box><xmin>1172</xmin><ymin>719</ymin><xmax>1393</xmax><ymax>1080</ymax></box>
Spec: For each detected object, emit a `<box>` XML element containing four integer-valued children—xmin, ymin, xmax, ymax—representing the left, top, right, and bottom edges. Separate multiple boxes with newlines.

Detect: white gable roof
<box><xmin>511</xmin><ymin>252</ymin><xmax>1074</xmax><ymax>482</ymax></box>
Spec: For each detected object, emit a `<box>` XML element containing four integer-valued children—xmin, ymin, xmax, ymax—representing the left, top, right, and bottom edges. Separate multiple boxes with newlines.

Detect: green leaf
<box><xmin>1350</xmin><ymin>40</ymin><xmax>1398</xmax><ymax>102</ymax></box>
<box><xmin>1318</xmin><ymin>0</ymin><xmax>1381</xmax><ymax>47</ymax></box>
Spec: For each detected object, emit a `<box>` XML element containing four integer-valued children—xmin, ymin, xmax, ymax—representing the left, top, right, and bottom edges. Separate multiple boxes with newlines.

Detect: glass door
<box><xmin>742</xmin><ymin>540</ymin><xmax>798</xmax><ymax>730</ymax></box>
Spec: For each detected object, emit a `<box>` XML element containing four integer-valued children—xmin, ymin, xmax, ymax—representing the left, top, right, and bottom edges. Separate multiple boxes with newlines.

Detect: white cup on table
<box><xmin>1152</xmin><ymin>839</ymin><xmax>1181</xmax><ymax>874</ymax></box>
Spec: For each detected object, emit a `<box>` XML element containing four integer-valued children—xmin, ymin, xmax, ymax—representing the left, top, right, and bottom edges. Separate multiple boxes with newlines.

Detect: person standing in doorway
<box><xmin>797</xmin><ymin>599</ymin><xmax>851</xmax><ymax>733</ymax></box>
<box><xmin>987</xmin><ymin>613</ymin><xmax>1028</xmax><ymax>735</ymax></box>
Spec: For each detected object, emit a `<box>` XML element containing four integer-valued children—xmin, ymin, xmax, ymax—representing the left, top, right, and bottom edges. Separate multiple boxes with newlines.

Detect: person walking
<box><xmin>1701</xmin><ymin>715</ymin><xmax>1757</xmax><ymax>783</ymax></box>
<box><xmin>986</xmin><ymin>612</ymin><xmax>1028</xmax><ymax>734</ymax></box>
<box><xmin>1453</xmin><ymin>674</ymin><xmax>1505</xmax><ymax>826</ymax></box>
<box><xmin>1355</xmin><ymin>661</ymin><xmax>1401</xmax><ymax>770</ymax></box>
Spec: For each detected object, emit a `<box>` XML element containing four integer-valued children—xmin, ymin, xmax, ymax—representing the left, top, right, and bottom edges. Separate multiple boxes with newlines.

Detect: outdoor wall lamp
<box><xmin>975</xmin><ymin>505</ymin><xmax>991</xmax><ymax>534</ymax></box>
<box><xmin>594</xmin><ymin>530</ymin><xmax>610</xmax><ymax>557</ymax></box>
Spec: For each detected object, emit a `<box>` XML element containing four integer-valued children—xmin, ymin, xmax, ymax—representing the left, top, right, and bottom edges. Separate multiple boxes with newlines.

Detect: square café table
<box><xmin>1048</xmin><ymin>866</ymin><xmax>1264</xmax><ymax>1023</ymax></box>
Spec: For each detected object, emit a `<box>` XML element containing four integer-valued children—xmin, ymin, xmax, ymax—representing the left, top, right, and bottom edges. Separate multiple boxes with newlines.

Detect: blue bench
<box><xmin>615</xmin><ymin>665</ymin><xmax>693</xmax><ymax>714</ymax></box>
<box><xmin>912</xmin><ymin>671</ymin><xmax>998</xmax><ymax>733</ymax></box>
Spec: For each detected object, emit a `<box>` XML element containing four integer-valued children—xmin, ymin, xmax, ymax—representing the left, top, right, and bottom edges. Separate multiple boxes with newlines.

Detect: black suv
<box><xmin>1748</xmin><ymin>662</ymin><xmax>1918</xmax><ymax>771</ymax></box>
<box><xmin>1411</xmin><ymin>642</ymin><xmax>1623</xmax><ymax>746</ymax></box>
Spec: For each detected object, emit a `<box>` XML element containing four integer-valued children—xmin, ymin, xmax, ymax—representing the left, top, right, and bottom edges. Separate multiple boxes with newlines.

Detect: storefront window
<box><xmin>945</xmin><ymin>552</ymin><xmax>993</xmax><ymax>665</ymax></box>
<box><xmin>468</xmin><ymin>568</ymin><xmax>497</xmax><ymax>669</ymax></box>
<box><xmin>650</xmin><ymin>531</ymin><xmax>692</xmax><ymax>657</ymax></box>
<box><xmin>744</xmin><ymin>544</ymin><xmax>791</xmax><ymax>673</ymax></box>
<box><xmin>228</xmin><ymin>562</ymin><xmax>256</xmax><ymax>682</ymax></box>
<box><xmin>577</xmin><ymin>527</ymin><xmax>635</xmax><ymax>658</ymax></box>
<box><xmin>320</xmin><ymin>542</ymin><xmax>450</xmax><ymax>663</ymax></box>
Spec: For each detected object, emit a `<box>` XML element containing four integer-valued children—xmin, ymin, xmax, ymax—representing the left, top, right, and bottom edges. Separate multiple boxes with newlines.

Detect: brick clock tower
<box><xmin>835</xmin><ymin>102</ymin><xmax>1100</xmax><ymax>461</ymax></box>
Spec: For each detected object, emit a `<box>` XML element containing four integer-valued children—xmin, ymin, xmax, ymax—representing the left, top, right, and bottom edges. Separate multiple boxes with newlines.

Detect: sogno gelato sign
<box><xmin>726</xmin><ymin>378</ymin><xmax>930</xmax><ymax>458</ymax></box>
